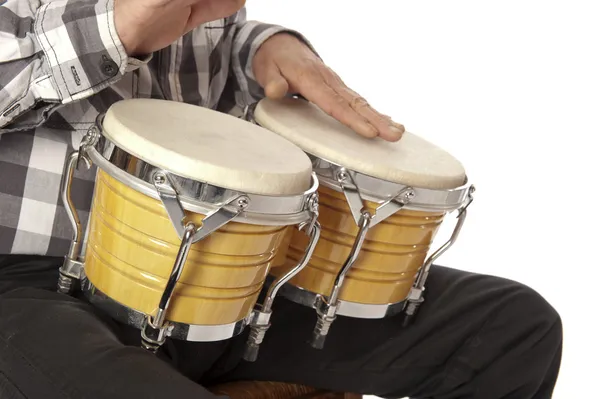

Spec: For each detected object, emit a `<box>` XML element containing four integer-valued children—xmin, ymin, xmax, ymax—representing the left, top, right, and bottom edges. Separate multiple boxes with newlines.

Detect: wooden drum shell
<box><xmin>83</xmin><ymin>170</ymin><xmax>286</xmax><ymax>326</ymax></box>
<box><xmin>271</xmin><ymin>186</ymin><xmax>445</xmax><ymax>305</ymax></box>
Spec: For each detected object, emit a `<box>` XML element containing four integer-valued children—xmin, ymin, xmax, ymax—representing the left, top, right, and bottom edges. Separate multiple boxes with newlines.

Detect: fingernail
<box><xmin>390</xmin><ymin>121</ymin><xmax>405</xmax><ymax>131</ymax></box>
<box><xmin>389</xmin><ymin>124</ymin><xmax>405</xmax><ymax>138</ymax></box>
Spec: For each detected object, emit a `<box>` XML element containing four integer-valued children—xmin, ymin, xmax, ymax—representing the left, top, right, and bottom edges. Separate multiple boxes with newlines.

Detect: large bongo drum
<box><xmin>57</xmin><ymin>99</ymin><xmax>321</xmax><ymax>356</ymax></box>
<box><xmin>247</xmin><ymin>97</ymin><xmax>475</xmax><ymax>348</ymax></box>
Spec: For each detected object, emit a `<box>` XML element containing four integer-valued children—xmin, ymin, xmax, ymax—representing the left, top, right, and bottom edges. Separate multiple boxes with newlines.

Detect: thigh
<box><xmin>220</xmin><ymin>265</ymin><xmax>561</xmax><ymax>398</ymax></box>
<box><xmin>0</xmin><ymin>255</ymin><xmax>62</xmax><ymax>295</ymax></box>
<box><xmin>0</xmin><ymin>256</ymin><xmax>223</xmax><ymax>399</ymax></box>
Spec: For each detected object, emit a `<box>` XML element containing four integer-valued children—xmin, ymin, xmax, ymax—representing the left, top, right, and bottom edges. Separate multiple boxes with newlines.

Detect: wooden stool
<box><xmin>210</xmin><ymin>381</ymin><xmax>362</xmax><ymax>399</ymax></box>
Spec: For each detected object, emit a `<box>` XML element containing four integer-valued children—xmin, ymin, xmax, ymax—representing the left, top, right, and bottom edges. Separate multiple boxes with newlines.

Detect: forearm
<box><xmin>0</xmin><ymin>0</ymin><xmax>139</xmax><ymax>132</ymax></box>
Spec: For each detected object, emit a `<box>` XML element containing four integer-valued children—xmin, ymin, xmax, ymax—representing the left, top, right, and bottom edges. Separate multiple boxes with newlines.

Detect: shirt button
<box><xmin>101</xmin><ymin>55</ymin><xmax>119</xmax><ymax>77</ymax></box>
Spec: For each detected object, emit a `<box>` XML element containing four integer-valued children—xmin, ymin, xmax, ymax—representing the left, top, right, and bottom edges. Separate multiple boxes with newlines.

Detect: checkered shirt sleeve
<box><xmin>0</xmin><ymin>0</ymin><xmax>135</xmax><ymax>131</ymax></box>
<box><xmin>0</xmin><ymin>2</ymin><xmax>318</xmax><ymax>257</ymax></box>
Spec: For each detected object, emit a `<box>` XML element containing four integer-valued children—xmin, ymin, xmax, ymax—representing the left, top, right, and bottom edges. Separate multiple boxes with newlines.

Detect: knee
<box><xmin>503</xmin><ymin>281</ymin><xmax>562</xmax><ymax>342</ymax></box>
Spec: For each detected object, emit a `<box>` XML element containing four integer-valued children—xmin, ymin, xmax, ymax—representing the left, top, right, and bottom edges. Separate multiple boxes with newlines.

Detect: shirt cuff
<box><xmin>34</xmin><ymin>0</ymin><xmax>147</xmax><ymax>103</ymax></box>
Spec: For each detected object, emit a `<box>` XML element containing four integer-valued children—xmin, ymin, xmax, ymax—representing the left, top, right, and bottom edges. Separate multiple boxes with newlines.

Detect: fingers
<box><xmin>286</xmin><ymin>63</ymin><xmax>379</xmax><ymax>138</ymax></box>
<box><xmin>260</xmin><ymin>64</ymin><xmax>290</xmax><ymax>99</ymax></box>
<box><xmin>322</xmin><ymin>69</ymin><xmax>405</xmax><ymax>142</ymax></box>
<box><xmin>284</xmin><ymin>61</ymin><xmax>403</xmax><ymax>142</ymax></box>
<box><xmin>253</xmin><ymin>33</ymin><xmax>404</xmax><ymax>142</ymax></box>
<box><xmin>347</xmin><ymin>94</ymin><xmax>404</xmax><ymax>142</ymax></box>
<box><xmin>258</xmin><ymin>53</ymin><xmax>382</xmax><ymax>140</ymax></box>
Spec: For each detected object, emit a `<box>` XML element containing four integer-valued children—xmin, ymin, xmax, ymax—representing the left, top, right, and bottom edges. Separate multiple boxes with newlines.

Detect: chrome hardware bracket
<box><xmin>192</xmin><ymin>195</ymin><xmax>249</xmax><ymax>243</ymax></box>
<box><xmin>57</xmin><ymin>129</ymin><xmax>98</xmax><ymax>295</ymax></box>
<box><xmin>335</xmin><ymin>168</ymin><xmax>414</xmax><ymax>227</ymax></box>
<box><xmin>141</xmin><ymin>223</ymin><xmax>196</xmax><ymax>352</ymax></box>
<box><xmin>402</xmin><ymin>185</ymin><xmax>476</xmax><ymax>327</ymax></box>
<box><xmin>142</xmin><ymin>184</ymin><xmax>250</xmax><ymax>352</ymax></box>
<box><xmin>243</xmin><ymin>194</ymin><xmax>322</xmax><ymax>362</ymax></box>
<box><xmin>310</xmin><ymin>210</ymin><xmax>371</xmax><ymax>349</ymax></box>
<box><xmin>152</xmin><ymin>170</ymin><xmax>250</xmax><ymax>243</ymax></box>
<box><xmin>306</xmin><ymin>169</ymin><xmax>415</xmax><ymax>348</ymax></box>
<box><xmin>153</xmin><ymin>172</ymin><xmax>187</xmax><ymax>238</ymax></box>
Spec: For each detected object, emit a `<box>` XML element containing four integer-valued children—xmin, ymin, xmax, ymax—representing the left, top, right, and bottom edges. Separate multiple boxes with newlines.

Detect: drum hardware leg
<box><xmin>307</xmin><ymin>170</ymin><xmax>414</xmax><ymax>348</ymax></box>
<box><xmin>309</xmin><ymin>210</ymin><xmax>371</xmax><ymax>349</ymax></box>
<box><xmin>310</xmin><ymin>295</ymin><xmax>338</xmax><ymax>349</ymax></box>
<box><xmin>140</xmin><ymin>222</ymin><xmax>196</xmax><ymax>352</ymax></box>
<box><xmin>402</xmin><ymin>185</ymin><xmax>476</xmax><ymax>327</ymax></box>
<box><xmin>142</xmin><ymin>180</ymin><xmax>250</xmax><ymax>352</ymax></box>
<box><xmin>58</xmin><ymin>150</ymin><xmax>92</xmax><ymax>294</ymax></box>
<box><xmin>57</xmin><ymin>258</ymin><xmax>84</xmax><ymax>294</ymax></box>
<box><xmin>242</xmin><ymin>307</ymin><xmax>272</xmax><ymax>362</ymax></box>
<box><xmin>243</xmin><ymin>195</ymin><xmax>322</xmax><ymax>362</ymax></box>
<box><xmin>401</xmin><ymin>288</ymin><xmax>425</xmax><ymax>327</ymax></box>
<box><xmin>141</xmin><ymin>315</ymin><xmax>171</xmax><ymax>353</ymax></box>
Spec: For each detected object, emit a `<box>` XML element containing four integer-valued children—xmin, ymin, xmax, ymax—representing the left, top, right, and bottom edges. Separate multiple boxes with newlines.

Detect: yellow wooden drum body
<box><xmin>73</xmin><ymin>98</ymin><xmax>316</xmax><ymax>337</ymax></box>
<box><xmin>84</xmin><ymin>171</ymin><xmax>287</xmax><ymax>326</ymax></box>
<box><xmin>271</xmin><ymin>186</ymin><xmax>444</xmax><ymax>305</ymax></box>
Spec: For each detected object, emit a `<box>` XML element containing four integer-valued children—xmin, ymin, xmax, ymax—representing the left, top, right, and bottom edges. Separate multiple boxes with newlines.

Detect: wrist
<box><xmin>113</xmin><ymin>0</ymin><xmax>141</xmax><ymax>56</ymax></box>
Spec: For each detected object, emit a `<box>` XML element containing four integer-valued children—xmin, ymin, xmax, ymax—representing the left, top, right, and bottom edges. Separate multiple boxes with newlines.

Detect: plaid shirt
<box><xmin>0</xmin><ymin>0</ymin><xmax>307</xmax><ymax>256</ymax></box>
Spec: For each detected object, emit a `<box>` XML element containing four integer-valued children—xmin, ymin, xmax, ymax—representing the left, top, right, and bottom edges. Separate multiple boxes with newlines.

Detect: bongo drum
<box><xmin>247</xmin><ymin>97</ymin><xmax>474</xmax><ymax>349</ymax></box>
<box><xmin>57</xmin><ymin>99</ymin><xmax>321</xmax><ymax>358</ymax></box>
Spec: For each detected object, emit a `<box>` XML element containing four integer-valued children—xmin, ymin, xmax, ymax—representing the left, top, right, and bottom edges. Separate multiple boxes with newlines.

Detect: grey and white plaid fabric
<box><xmin>0</xmin><ymin>0</ymin><xmax>307</xmax><ymax>256</ymax></box>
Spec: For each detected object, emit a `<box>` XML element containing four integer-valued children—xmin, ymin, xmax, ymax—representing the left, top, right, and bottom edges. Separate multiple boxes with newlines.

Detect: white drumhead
<box><xmin>255</xmin><ymin>98</ymin><xmax>466</xmax><ymax>190</ymax></box>
<box><xmin>102</xmin><ymin>99</ymin><xmax>313</xmax><ymax>195</ymax></box>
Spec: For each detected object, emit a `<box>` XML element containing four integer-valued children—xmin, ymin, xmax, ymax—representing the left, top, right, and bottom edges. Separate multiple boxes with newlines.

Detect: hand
<box><xmin>253</xmin><ymin>33</ymin><xmax>405</xmax><ymax>142</ymax></box>
<box><xmin>114</xmin><ymin>0</ymin><xmax>246</xmax><ymax>56</ymax></box>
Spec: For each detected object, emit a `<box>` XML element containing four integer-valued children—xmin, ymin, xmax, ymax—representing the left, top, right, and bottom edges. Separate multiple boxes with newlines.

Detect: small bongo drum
<box><xmin>247</xmin><ymin>97</ymin><xmax>474</xmax><ymax>348</ymax></box>
<box><xmin>57</xmin><ymin>99</ymin><xmax>321</xmax><ymax>357</ymax></box>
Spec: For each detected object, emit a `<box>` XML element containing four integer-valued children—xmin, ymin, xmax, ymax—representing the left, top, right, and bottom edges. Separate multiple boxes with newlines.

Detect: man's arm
<box><xmin>221</xmin><ymin>8</ymin><xmax>403</xmax><ymax>142</ymax></box>
<box><xmin>0</xmin><ymin>0</ymin><xmax>141</xmax><ymax>132</ymax></box>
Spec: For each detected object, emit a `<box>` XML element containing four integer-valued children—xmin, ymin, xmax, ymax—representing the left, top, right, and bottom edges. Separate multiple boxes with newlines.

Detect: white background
<box><xmin>248</xmin><ymin>1</ymin><xmax>599</xmax><ymax>398</ymax></box>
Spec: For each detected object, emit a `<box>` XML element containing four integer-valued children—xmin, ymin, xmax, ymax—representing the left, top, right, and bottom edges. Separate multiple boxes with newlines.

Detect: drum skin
<box><xmin>84</xmin><ymin>170</ymin><xmax>286</xmax><ymax>326</ymax></box>
<box><xmin>270</xmin><ymin>186</ymin><xmax>445</xmax><ymax>305</ymax></box>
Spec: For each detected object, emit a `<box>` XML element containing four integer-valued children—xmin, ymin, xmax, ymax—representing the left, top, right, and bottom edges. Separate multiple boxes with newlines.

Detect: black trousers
<box><xmin>0</xmin><ymin>255</ymin><xmax>562</xmax><ymax>399</ymax></box>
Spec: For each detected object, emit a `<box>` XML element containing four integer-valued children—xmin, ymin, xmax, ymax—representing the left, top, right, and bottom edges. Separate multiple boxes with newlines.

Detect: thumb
<box><xmin>261</xmin><ymin>64</ymin><xmax>290</xmax><ymax>99</ymax></box>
